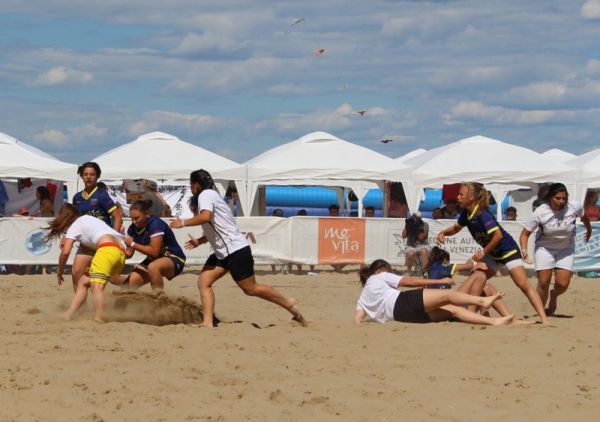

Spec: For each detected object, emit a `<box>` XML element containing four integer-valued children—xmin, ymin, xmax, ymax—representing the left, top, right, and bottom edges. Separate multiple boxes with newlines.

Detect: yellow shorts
<box><xmin>88</xmin><ymin>243</ymin><xmax>126</xmax><ymax>285</ymax></box>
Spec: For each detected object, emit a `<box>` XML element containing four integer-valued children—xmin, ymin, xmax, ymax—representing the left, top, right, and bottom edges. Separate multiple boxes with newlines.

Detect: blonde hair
<box><xmin>461</xmin><ymin>182</ymin><xmax>489</xmax><ymax>212</ymax></box>
<box><xmin>44</xmin><ymin>204</ymin><xmax>81</xmax><ymax>242</ymax></box>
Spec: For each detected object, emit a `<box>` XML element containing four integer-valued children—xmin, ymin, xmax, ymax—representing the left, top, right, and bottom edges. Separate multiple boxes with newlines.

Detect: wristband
<box><xmin>131</xmin><ymin>242</ymin><xmax>136</xmax><ymax>249</ymax></box>
<box><xmin>181</xmin><ymin>219</ymin><xmax>185</xmax><ymax>228</ymax></box>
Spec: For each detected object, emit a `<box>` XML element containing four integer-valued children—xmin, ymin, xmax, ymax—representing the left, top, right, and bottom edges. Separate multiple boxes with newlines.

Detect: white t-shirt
<box><xmin>524</xmin><ymin>201</ymin><xmax>583</xmax><ymax>250</ymax></box>
<box><xmin>356</xmin><ymin>272</ymin><xmax>403</xmax><ymax>324</ymax></box>
<box><xmin>65</xmin><ymin>215</ymin><xmax>125</xmax><ymax>250</ymax></box>
<box><xmin>198</xmin><ymin>189</ymin><xmax>248</xmax><ymax>259</ymax></box>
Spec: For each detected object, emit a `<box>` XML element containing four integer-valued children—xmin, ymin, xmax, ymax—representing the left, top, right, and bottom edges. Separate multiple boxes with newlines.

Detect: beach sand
<box><xmin>1</xmin><ymin>267</ymin><xmax>599</xmax><ymax>421</ymax></box>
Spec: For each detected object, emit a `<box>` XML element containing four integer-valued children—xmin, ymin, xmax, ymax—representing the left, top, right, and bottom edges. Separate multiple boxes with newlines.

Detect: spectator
<box><xmin>328</xmin><ymin>204</ymin><xmax>340</xmax><ymax>216</ymax></box>
<box><xmin>225</xmin><ymin>186</ymin><xmax>240</xmax><ymax>216</ymax></box>
<box><xmin>328</xmin><ymin>203</ymin><xmax>346</xmax><ymax>272</ymax></box>
<box><xmin>505</xmin><ymin>206</ymin><xmax>517</xmax><ymax>221</ymax></box>
<box><xmin>440</xmin><ymin>198</ymin><xmax>460</xmax><ymax>219</ymax></box>
<box><xmin>402</xmin><ymin>212</ymin><xmax>430</xmax><ymax>275</ymax></box>
<box><xmin>584</xmin><ymin>189</ymin><xmax>599</xmax><ymax>221</ymax></box>
<box><xmin>0</xmin><ymin>180</ymin><xmax>8</xmax><ymax>217</ymax></box>
<box><xmin>36</xmin><ymin>186</ymin><xmax>54</xmax><ymax>217</ymax></box>
<box><xmin>142</xmin><ymin>180</ymin><xmax>166</xmax><ymax>217</ymax></box>
<box><xmin>431</xmin><ymin>207</ymin><xmax>443</xmax><ymax>220</ymax></box>
<box><xmin>296</xmin><ymin>209</ymin><xmax>308</xmax><ymax>216</ymax></box>
<box><xmin>364</xmin><ymin>206</ymin><xmax>375</xmax><ymax>217</ymax></box>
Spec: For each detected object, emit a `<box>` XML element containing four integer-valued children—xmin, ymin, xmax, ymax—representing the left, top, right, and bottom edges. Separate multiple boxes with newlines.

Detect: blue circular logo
<box><xmin>25</xmin><ymin>228</ymin><xmax>51</xmax><ymax>255</ymax></box>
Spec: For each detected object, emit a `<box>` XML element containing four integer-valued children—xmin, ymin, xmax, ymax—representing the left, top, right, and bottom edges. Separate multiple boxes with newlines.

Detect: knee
<box><xmin>537</xmin><ymin>281</ymin><xmax>550</xmax><ymax>292</ymax></box>
<box><xmin>240</xmin><ymin>285</ymin><xmax>258</xmax><ymax>296</ymax></box>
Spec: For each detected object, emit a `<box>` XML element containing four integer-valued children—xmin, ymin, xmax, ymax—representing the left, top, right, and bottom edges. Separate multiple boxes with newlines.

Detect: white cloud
<box><xmin>445</xmin><ymin>101</ymin><xmax>558</xmax><ymax>125</ymax></box>
<box><xmin>31</xmin><ymin>66</ymin><xmax>93</xmax><ymax>86</ymax></box>
<box><xmin>173</xmin><ymin>32</ymin><xmax>242</xmax><ymax>55</ymax></box>
<box><xmin>67</xmin><ymin>123</ymin><xmax>108</xmax><ymax>139</ymax></box>
<box><xmin>34</xmin><ymin>129</ymin><xmax>69</xmax><ymax>146</ymax></box>
<box><xmin>128</xmin><ymin>110</ymin><xmax>230</xmax><ymax>136</ymax></box>
<box><xmin>507</xmin><ymin>82</ymin><xmax>568</xmax><ymax>104</ymax></box>
<box><xmin>581</xmin><ymin>1</ymin><xmax>600</xmax><ymax>20</ymax></box>
<box><xmin>267</xmin><ymin>83</ymin><xmax>316</xmax><ymax>96</ymax></box>
<box><xmin>586</xmin><ymin>59</ymin><xmax>600</xmax><ymax>76</ymax></box>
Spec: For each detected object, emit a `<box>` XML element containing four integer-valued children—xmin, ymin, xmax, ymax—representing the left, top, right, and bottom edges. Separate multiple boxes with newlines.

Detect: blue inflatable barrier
<box><xmin>265</xmin><ymin>186</ymin><xmax>510</xmax><ymax>217</ymax></box>
<box><xmin>266</xmin><ymin>186</ymin><xmax>383</xmax><ymax>210</ymax></box>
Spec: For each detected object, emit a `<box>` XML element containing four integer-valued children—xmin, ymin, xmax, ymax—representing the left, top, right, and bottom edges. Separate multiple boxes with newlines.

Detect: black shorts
<box><xmin>140</xmin><ymin>255</ymin><xmax>186</xmax><ymax>280</ymax></box>
<box><xmin>393</xmin><ymin>289</ymin><xmax>430</xmax><ymax>323</ymax></box>
<box><xmin>204</xmin><ymin>245</ymin><xmax>255</xmax><ymax>282</ymax></box>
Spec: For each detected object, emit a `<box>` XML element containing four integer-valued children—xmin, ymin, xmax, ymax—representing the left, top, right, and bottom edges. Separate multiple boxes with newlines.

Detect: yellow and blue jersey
<box><xmin>457</xmin><ymin>205</ymin><xmax>519</xmax><ymax>261</ymax></box>
<box><xmin>72</xmin><ymin>187</ymin><xmax>117</xmax><ymax>226</ymax></box>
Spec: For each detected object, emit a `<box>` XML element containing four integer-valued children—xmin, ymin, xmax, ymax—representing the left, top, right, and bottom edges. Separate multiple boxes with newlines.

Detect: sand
<box><xmin>1</xmin><ymin>267</ymin><xmax>599</xmax><ymax>421</ymax></box>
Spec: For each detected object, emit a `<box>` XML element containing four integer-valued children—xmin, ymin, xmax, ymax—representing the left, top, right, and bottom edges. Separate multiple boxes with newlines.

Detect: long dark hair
<box><xmin>359</xmin><ymin>259</ymin><xmax>392</xmax><ymax>286</ymax></box>
<box><xmin>37</xmin><ymin>185</ymin><xmax>51</xmax><ymax>201</ymax></box>
<box><xmin>44</xmin><ymin>204</ymin><xmax>81</xmax><ymax>242</ymax></box>
<box><xmin>425</xmin><ymin>246</ymin><xmax>450</xmax><ymax>272</ymax></box>
<box><xmin>188</xmin><ymin>169</ymin><xmax>216</xmax><ymax>215</ymax></box>
<box><xmin>544</xmin><ymin>183</ymin><xmax>568</xmax><ymax>202</ymax></box>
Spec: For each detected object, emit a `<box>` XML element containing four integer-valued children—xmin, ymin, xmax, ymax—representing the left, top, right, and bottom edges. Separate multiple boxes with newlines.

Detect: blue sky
<box><xmin>1</xmin><ymin>0</ymin><xmax>600</xmax><ymax>164</ymax></box>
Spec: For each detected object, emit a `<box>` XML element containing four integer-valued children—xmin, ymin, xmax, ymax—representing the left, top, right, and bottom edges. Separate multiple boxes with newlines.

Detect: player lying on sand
<box><xmin>354</xmin><ymin>259</ymin><xmax>513</xmax><ymax>326</ymax></box>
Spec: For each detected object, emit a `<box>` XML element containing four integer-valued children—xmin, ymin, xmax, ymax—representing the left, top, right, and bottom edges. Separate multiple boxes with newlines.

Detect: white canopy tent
<box><xmin>91</xmin><ymin>131</ymin><xmax>248</xmax><ymax>215</ymax></box>
<box><xmin>397</xmin><ymin>148</ymin><xmax>427</xmax><ymax>162</ymax></box>
<box><xmin>541</xmin><ymin>148</ymin><xmax>577</xmax><ymax>163</ymax></box>
<box><xmin>567</xmin><ymin>148</ymin><xmax>600</xmax><ymax>202</ymax></box>
<box><xmin>0</xmin><ymin>131</ymin><xmax>77</xmax><ymax>215</ymax></box>
<box><xmin>403</xmin><ymin>135</ymin><xmax>577</xmax><ymax>218</ymax></box>
<box><xmin>243</xmin><ymin>131</ymin><xmax>412</xmax><ymax>215</ymax></box>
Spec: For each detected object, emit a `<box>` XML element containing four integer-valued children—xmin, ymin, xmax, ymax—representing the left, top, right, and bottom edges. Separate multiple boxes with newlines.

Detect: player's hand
<box><xmin>472</xmin><ymin>250</ymin><xmax>484</xmax><ymax>262</ymax></box>
<box><xmin>185</xmin><ymin>234</ymin><xmax>200</xmax><ymax>250</ymax></box>
<box><xmin>442</xmin><ymin>277</ymin><xmax>455</xmax><ymax>286</ymax></box>
<box><xmin>57</xmin><ymin>273</ymin><xmax>64</xmax><ymax>287</ymax></box>
<box><xmin>473</xmin><ymin>262</ymin><xmax>488</xmax><ymax>271</ymax></box>
<box><xmin>124</xmin><ymin>236</ymin><xmax>133</xmax><ymax>247</ymax></box>
<box><xmin>436</xmin><ymin>232</ymin><xmax>446</xmax><ymax>245</ymax></box>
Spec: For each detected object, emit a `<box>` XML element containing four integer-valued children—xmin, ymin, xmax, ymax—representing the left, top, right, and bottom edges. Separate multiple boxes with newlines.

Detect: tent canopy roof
<box><xmin>567</xmin><ymin>148</ymin><xmax>600</xmax><ymax>185</ymax></box>
<box><xmin>541</xmin><ymin>148</ymin><xmax>577</xmax><ymax>163</ymax></box>
<box><xmin>397</xmin><ymin>148</ymin><xmax>426</xmax><ymax>162</ymax></box>
<box><xmin>0</xmin><ymin>131</ymin><xmax>77</xmax><ymax>181</ymax></box>
<box><xmin>407</xmin><ymin>135</ymin><xmax>576</xmax><ymax>186</ymax></box>
<box><xmin>245</xmin><ymin>131</ymin><xmax>410</xmax><ymax>182</ymax></box>
<box><xmin>92</xmin><ymin>131</ymin><xmax>244</xmax><ymax>182</ymax></box>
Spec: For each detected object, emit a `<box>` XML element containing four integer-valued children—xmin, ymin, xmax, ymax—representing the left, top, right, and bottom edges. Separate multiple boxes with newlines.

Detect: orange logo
<box><xmin>318</xmin><ymin>218</ymin><xmax>365</xmax><ymax>264</ymax></box>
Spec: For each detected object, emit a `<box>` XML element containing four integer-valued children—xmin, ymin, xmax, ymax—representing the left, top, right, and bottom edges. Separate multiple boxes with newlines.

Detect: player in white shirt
<box><xmin>45</xmin><ymin>204</ymin><xmax>127</xmax><ymax>322</ymax></box>
<box><xmin>354</xmin><ymin>259</ymin><xmax>513</xmax><ymax>325</ymax></box>
<box><xmin>519</xmin><ymin>183</ymin><xmax>592</xmax><ymax>315</ymax></box>
<box><xmin>170</xmin><ymin>169</ymin><xmax>306</xmax><ymax>328</ymax></box>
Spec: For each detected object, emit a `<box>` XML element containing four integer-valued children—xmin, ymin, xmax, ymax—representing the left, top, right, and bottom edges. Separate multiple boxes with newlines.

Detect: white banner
<box><xmin>1</xmin><ymin>217</ymin><xmax>597</xmax><ymax>270</ymax></box>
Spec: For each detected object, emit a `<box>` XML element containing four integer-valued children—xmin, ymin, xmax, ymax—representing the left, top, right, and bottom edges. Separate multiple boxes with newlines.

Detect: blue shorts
<box><xmin>140</xmin><ymin>255</ymin><xmax>185</xmax><ymax>280</ymax></box>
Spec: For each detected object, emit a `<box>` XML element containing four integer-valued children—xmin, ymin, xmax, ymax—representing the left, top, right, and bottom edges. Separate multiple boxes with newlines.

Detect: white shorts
<box><xmin>534</xmin><ymin>246</ymin><xmax>574</xmax><ymax>271</ymax></box>
<box><xmin>481</xmin><ymin>254</ymin><xmax>524</xmax><ymax>272</ymax></box>
<box><xmin>406</xmin><ymin>244</ymin><xmax>430</xmax><ymax>253</ymax></box>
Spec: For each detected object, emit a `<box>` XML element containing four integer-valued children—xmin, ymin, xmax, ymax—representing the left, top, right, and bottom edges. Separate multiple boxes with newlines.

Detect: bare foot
<box><xmin>491</xmin><ymin>314</ymin><xmax>514</xmax><ymax>326</ymax></box>
<box><xmin>93</xmin><ymin>316</ymin><xmax>106</xmax><ymax>324</ymax></box>
<box><xmin>481</xmin><ymin>290</ymin><xmax>505</xmax><ymax>309</ymax></box>
<box><xmin>61</xmin><ymin>312</ymin><xmax>72</xmax><ymax>321</ymax></box>
<box><xmin>546</xmin><ymin>290</ymin><xmax>558</xmax><ymax>316</ymax></box>
<box><xmin>288</xmin><ymin>298</ymin><xmax>308</xmax><ymax>327</ymax></box>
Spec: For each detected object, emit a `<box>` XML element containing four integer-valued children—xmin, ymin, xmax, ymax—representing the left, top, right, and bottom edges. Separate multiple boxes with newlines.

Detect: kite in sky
<box><xmin>380</xmin><ymin>139</ymin><xmax>394</xmax><ymax>144</ymax></box>
<box><xmin>291</xmin><ymin>17</ymin><xmax>305</xmax><ymax>26</ymax></box>
<box><xmin>315</xmin><ymin>48</ymin><xmax>326</xmax><ymax>56</ymax></box>
<box><xmin>357</xmin><ymin>110</ymin><xmax>367</xmax><ymax>116</ymax></box>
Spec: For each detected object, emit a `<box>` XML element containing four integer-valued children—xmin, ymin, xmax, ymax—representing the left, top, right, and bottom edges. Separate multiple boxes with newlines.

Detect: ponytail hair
<box><xmin>44</xmin><ymin>204</ymin><xmax>81</xmax><ymax>242</ymax></box>
<box><xmin>425</xmin><ymin>246</ymin><xmax>450</xmax><ymax>272</ymax></box>
<box><xmin>461</xmin><ymin>182</ymin><xmax>489</xmax><ymax>211</ymax></box>
<box><xmin>130</xmin><ymin>199</ymin><xmax>153</xmax><ymax>213</ymax></box>
<box><xmin>359</xmin><ymin>259</ymin><xmax>392</xmax><ymax>286</ymax></box>
<box><xmin>189</xmin><ymin>169</ymin><xmax>217</xmax><ymax>215</ymax></box>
